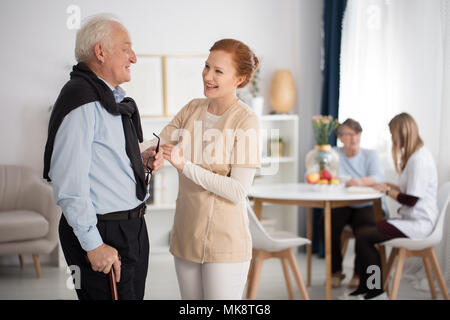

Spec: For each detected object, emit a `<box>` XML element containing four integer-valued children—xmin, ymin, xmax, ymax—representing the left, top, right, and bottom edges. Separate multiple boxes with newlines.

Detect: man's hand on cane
<box><xmin>87</xmin><ymin>243</ymin><xmax>121</xmax><ymax>282</ymax></box>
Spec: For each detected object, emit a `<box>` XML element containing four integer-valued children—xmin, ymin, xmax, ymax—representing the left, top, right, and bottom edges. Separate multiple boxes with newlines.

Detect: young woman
<box><xmin>159</xmin><ymin>39</ymin><xmax>261</xmax><ymax>299</ymax></box>
<box><xmin>341</xmin><ymin>112</ymin><xmax>439</xmax><ymax>300</ymax></box>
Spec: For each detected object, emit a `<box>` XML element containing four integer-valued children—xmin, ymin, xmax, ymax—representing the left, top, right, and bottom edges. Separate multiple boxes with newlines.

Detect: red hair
<box><xmin>209</xmin><ymin>39</ymin><xmax>259</xmax><ymax>88</ymax></box>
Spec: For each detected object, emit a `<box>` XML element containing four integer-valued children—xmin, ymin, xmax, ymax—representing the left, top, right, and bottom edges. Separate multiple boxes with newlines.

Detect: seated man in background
<box><xmin>318</xmin><ymin>118</ymin><xmax>387</xmax><ymax>288</ymax></box>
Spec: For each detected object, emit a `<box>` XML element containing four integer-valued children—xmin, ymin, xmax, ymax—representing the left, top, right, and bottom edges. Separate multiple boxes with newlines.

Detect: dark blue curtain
<box><xmin>312</xmin><ymin>0</ymin><xmax>347</xmax><ymax>258</ymax></box>
<box><xmin>321</xmin><ymin>0</ymin><xmax>347</xmax><ymax>145</ymax></box>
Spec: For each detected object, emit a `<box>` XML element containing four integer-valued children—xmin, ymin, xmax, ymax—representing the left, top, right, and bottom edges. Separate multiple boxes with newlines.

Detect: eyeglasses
<box><xmin>144</xmin><ymin>133</ymin><xmax>160</xmax><ymax>185</ymax></box>
<box><xmin>341</xmin><ymin>132</ymin><xmax>360</xmax><ymax>138</ymax></box>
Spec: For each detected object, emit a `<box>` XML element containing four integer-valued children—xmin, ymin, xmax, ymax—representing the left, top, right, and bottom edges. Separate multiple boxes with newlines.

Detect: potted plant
<box><xmin>249</xmin><ymin>66</ymin><xmax>264</xmax><ymax>116</ymax></box>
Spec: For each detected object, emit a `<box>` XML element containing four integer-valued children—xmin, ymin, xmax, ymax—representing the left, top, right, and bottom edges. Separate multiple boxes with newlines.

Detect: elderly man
<box><xmin>318</xmin><ymin>118</ymin><xmax>387</xmax><ymax>289</ymax></box>
<box><xmin>43</xmin><ymin>14</ymin><xmax>163</xmax><ymax>300</ymax></box>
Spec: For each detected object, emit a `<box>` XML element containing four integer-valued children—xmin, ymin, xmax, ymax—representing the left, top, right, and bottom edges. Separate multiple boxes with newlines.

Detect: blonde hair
<box><xmin>388</xmin><ymin>112</ymin><xmax>424</xmax><ymax>173</ymax></box>
<box><xmin>75</xmin><ymin>14</ymin><xmax>123</xmax><ymax>63</ymax></box>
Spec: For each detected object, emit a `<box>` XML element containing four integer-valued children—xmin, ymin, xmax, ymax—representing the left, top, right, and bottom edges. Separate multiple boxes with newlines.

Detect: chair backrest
<box><xmin>246</xmin><ymin>200</ymin><xmax>275</xmax><ymax>250</ymax></box>
<box><xmin>428</xmin><ymin>181</ymin><xmax>450</xmax><ymax>243</ymax></box>
<box><xmin>0</xmin><ymin>165</ymin><xmax>34</xmax><ymax>211</ymax></box>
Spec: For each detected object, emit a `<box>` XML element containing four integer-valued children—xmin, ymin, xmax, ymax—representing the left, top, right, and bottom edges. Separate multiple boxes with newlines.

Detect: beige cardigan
<box><xmin>160</xmin><ymin>98</ymin><xmax>261</xmax><ymax>263</ymax></box>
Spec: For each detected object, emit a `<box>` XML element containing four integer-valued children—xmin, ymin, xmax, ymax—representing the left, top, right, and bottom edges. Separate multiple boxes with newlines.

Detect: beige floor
<box><xmin>0</xmin><ymin>245</ymin><xmax>441</xmax><ymax>300</ymax></box>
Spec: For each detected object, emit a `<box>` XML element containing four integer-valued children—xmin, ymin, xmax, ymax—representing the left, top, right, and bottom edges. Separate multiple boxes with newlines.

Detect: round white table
<box><xmin>248</xmin><ymin>182</ymin><xmax>384</xmax><ymax>300</ymax></box>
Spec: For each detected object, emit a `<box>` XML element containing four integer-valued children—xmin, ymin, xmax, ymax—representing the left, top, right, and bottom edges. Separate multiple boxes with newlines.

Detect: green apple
<box><xmin>329</xmin><ymin>178</ymin><xmax>340</xmax><ymax>185</ymax></box>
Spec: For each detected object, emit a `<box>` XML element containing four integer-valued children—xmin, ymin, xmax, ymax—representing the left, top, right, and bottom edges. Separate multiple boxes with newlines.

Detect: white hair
<box><xmin>74</xmin><ymin>13</ymin><xmax>124</xmax><ymax>63</ymax></box>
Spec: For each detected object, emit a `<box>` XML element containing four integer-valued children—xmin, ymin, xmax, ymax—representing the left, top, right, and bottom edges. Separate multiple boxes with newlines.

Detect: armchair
<box><xmin>0</xmin><ymin>165</ymin><xmax>61</xmax><ymax>278</ymax></box>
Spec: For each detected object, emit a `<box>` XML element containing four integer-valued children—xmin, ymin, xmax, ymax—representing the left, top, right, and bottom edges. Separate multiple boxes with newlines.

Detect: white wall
<box><xmin>295</xmin><ymin>0</ymin><xmax>324</xmax><ymax>238</ymax></box>
<box><xmin>0</xmin><ymin>0</ymin><xmax>322</xmax><ymax>174</ymax></box>
<box><xmin>0</xmin><ymin>0</ymin><xmax>323</xmax><ymax>264</ymax></box>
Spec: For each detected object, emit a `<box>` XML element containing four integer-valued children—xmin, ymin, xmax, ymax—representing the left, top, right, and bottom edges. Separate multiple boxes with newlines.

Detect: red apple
<box><xmin>320</xmin><ymin>169</ymin><xmax>333</xmax><ymax>181</ymax></box>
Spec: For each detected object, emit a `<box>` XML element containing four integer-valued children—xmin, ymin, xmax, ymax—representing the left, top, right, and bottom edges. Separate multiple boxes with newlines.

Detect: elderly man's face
<box><xmin>339</xmin><ymin>126</ymin><xmax>361</xmax><ymax>151</ymax></box>
<box><xmin>103</xmin><ymin>23</ymin><xmax>136</xmax><ymax>87</ymax></box>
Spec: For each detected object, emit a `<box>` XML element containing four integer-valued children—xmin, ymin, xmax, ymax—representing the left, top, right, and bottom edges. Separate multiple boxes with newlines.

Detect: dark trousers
<box><xmin>318</xmin><ymin>205</ymin><xmax>377</xmax><ymax>275</ymax></box>
<box><xmin>354</xmin><ymin>221</ymin><xmax>407</xmax><ymax>294</ymax></box>
<box><xmin>59</xmin><ymin>214</ymin><xmax>149</xmax><ymax>300</ymax></box>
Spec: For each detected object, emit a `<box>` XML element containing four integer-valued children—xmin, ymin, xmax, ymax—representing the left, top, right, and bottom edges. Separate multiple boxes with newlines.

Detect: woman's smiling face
<box><xmin>202</xmin><ymin>50</ymin><xmax>244</xmax><ymax>99</ymax></box>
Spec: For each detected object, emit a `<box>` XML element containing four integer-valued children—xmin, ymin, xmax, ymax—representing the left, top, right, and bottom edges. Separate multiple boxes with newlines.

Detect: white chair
<box><xmin>381</xmin><ymin>181</ymin><xmax>450</xmax><ymax>300</ymax></box>
<box><xmin>246</xmin><ymin>200</ymin><xmax>310</xmax><ymax>300</ymax></box>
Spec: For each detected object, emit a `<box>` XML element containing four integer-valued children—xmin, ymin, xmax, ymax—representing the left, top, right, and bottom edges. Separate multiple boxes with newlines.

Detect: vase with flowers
<box><xmin>305</xmin><ymin>115</ymin><xmax>340</xmax><ymax>186</ymax></box>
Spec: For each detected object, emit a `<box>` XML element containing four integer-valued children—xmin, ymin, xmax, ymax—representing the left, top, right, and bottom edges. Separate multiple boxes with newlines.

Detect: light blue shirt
<box><xmin>335</xmin><ymin>147</ymin><xmax>387</xmax><ymax>212</ymax></box>
<box><xmin>49</xmin><ymin>78</ymin><xmax>147</xmax><ymax>251</ymax></box>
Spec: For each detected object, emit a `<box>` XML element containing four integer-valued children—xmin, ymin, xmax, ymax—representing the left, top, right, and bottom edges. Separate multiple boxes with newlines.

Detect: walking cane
<box><xmin>85</xmin><ymin>255</ymin><xmax>119</xmax><ymax>300</ymax></box>
<box><xmin>109</xmin><ymin>268</ymin><xmax>118</xmax><ymax>300</ymax></box>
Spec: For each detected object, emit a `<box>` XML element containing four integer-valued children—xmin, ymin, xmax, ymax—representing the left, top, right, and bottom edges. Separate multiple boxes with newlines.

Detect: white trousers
<box><xmin>174</xmin><ymin>256</ymin><xmax>250</xmax><ymax>300</ymax></box>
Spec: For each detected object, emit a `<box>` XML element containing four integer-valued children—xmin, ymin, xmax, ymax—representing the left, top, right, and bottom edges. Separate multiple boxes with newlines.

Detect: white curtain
<box><xmin>339</xmin><ymin>0</ymin><xmax>450</xmax><ymax>293</ymax></box>
<box><xmin>435</xmin><ymin>0</ymin><xmax>450</xmax><ymax>295</ymax></box>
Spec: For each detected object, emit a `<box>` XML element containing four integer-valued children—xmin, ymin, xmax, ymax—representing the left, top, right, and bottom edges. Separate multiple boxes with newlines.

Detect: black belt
<box><xmin>97</xmin><ymin>203</ymin><xmax>147</xmax><ymax>221</ymax></box>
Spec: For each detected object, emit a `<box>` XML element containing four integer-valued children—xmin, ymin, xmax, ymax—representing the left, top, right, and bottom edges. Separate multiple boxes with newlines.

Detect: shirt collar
<box><xmin>97</xmin><ymin>77</ymin><xmax>126</xmax><ymax>103</ymax></box>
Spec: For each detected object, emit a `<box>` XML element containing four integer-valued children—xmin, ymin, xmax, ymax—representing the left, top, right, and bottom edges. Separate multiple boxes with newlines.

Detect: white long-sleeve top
<box><xmin>182</xmin><ymin>161</ymin><xmax>255</xmax><ymax>204</ymax></box>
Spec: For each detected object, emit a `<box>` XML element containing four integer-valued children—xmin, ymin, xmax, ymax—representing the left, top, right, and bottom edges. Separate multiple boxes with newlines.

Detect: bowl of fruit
<box><xmin>305</xmin><ymin>169</ymin><xmax>343</xmax><ymax>192</ymax></box>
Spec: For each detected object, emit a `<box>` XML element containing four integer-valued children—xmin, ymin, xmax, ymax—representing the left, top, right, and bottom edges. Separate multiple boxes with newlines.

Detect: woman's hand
<box><xmin>372</xmin><ymin>183</ymin><xmax>388</xmax><ymax>193</ymax></box>
<box><xmin>373</xmin><ymin>182</ymin><xmax>400</xmax><ymax>199</ymax></box>
<box><xmin>161</xmin><ymin>144</ymin><xmax>186</xmax><ymax>171</ymax></box>
<box><xmin>386</xmin><ymin>182</ymin><xmax>400</xmax><ymax>192</ymax></box>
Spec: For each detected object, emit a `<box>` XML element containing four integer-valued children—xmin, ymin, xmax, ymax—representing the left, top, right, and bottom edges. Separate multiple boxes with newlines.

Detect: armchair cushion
<box><xmin>0</xmin><ymin>210</ymin><xmax>49</xmax><ymax>243</ymax></box>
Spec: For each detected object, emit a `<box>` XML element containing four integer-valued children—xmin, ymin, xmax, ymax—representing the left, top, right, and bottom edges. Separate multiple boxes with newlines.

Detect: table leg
<box><xmin>253</xmin><ymin>199</ymin><xmax>263</xmax><ymax>220</ymax></box>
<box><xmin>306</xmin><ymin>207</ymin><xmax>313</xmax><ymax>287</ymax></box>
<box><xmin>324</xmin><ymin>201</ymin><xmax>332</xmax><ymax>300</ymax></box>
<box><xmin>373</xmin><ymin>198</ymin><xmax>383</xmax><ymax>222</ymax></box>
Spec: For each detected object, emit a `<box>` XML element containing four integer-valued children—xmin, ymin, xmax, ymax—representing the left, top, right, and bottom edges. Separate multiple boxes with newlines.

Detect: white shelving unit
<box><xmin>253</xmin><ymin>114</ymin><xmax>299</xmax><ymax>236</ymax></box>
<box><xmin>141</xmin><ymin>114</ymin><xmax>299</xmax><ymax>253</ymax></box>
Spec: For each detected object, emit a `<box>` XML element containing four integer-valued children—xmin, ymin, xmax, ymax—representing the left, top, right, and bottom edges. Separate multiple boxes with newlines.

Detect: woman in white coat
<box><xmin>342</xmin><ymin>112</ymin><xmax>438</xmax><ymax>300</ymax></box>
